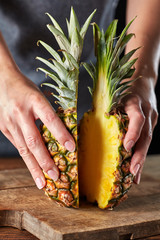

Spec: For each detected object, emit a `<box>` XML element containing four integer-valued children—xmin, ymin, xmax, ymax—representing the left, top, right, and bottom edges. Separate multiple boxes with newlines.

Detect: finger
<box><xmin>151</xmin><ymin>108</ymin><xmax>158</xmax><ymax>130</ymax></box>
<box><xmin>20</xmin><ymin>149</ymin><xmax>46</xmax><ymax>189</ymax></box>
<box><xmin>1</xmin><ymin>128</ymin><xmax>16</xmax><ymax>148</ymax></box>
<box><xmin>130</xmin><ymin>119</ymin><xmax>152</xmax><ymax>184</ymax></box>
<box><xmin>123</xmin><ymin>100</ymin><xmax>145</xmax><ymax>152</ymax></box>
<box><xmin>17</xmin><ymin>112</ymin><xmax>59</xmax><ymax>181</ymax></box>
<box><xmin>33</xmin><ymin>95</ymin><xmax>75</xmax><ymax>152</ymax></box>
<box><xmin>8</xmin><ymin>124</ymin><xmax>46</xmax><ymax>189</ymax></box>
<box><xmin>0</xmin><ymin>116</ymin><xmax>16</xmax><ymax>147</ymax></box>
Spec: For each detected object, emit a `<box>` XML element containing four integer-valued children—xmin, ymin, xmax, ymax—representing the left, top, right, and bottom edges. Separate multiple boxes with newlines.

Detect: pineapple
<box><xmin>36</xmin><ymin>8</ymin><xmax>96</xmax><ymax>208</ymax></box>
<box><xmin>79</xmin><ymin>19</ymin><xmax>139</xmax><ymax>209</ymax></box>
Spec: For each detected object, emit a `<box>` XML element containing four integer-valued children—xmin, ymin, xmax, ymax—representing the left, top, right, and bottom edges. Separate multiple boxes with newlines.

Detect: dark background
<box><xmin>0</xmin><ymin>0</ymin><xmax>159</xmax><ymax>156</ymax></box>
<box><xmin>116</xmin><ymin>0</ymin><xmax>160</xmax><ymax>154</ymax></box>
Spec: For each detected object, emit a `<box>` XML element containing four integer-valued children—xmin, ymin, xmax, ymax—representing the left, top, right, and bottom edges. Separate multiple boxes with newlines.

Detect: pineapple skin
<box><xmin>79</xmin><ymin>110</ymin><xmax>133</xmax><ymax>209</ymax></box>
<box><xmin>41</xmin><ymin>107</ymin><xmax>79</xmax><ymax>208</ymax></box>
<box><xmin>36</xmin><ymin>9</ymin><xmax>96</xmax><ymax>208</ymax></box>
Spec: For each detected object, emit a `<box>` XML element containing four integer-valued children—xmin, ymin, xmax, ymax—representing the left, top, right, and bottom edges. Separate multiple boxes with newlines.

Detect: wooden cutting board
<box><xmin>0</xmin><ymin>155</ymin><xmax>160</xmax><ymax>240</ymax></box>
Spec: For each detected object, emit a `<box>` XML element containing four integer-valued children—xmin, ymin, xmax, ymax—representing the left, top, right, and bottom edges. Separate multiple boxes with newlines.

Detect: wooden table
<box><xmin>0</xmin><ymin>156</ymin><xmax>160</xmax><ymax>240</ymax></box>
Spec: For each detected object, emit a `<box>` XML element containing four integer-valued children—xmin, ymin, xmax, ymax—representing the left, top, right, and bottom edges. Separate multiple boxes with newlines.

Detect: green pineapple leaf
<box><xmin>43</xmin><ymin>83</ymin><xmax>75</xmax><ymax>99</ymax></box>
<box><xmin>114</xmin><ymin>58</ymin><xmax>138</xmax><ymax>79</ymax></box>
<box><xmin>105</xmin><ymin>19</ymin><xmax>118</xmax><ymax>42</ymax></box>
<box><xmin>66</xmin><ymin>18</ymin><xmax>70</xmax><ymax>37</ymax></box>
<box><xmin>61</xmin><ymin>50</ymin><xmax>79</xmax><ymax>69</ymax></box>
<box><xmin>37</xmin><ymin>40</ymin><xmax>62</xmax><ymax>63</ymax></box>
<box><xmin>110</xmin><ymin>33</ymin><xmax>135</xmax><ymax>73</ymax></box>
<box><xmin>36</xmin><ymin>57</ymin><xmax>57</xmax><ymax>72</ymax></box>
<box><xmin>119</xmin><ymin>47</ymin><xmax>140</xmax><ymax>66</ymax></box>
<box><xmin>37</xmin><ymin>8</ymin><xmax>96</xmax><ymax>110</ymax></box>
<box><xmin>82</xmin><ymin>62</ymin><xmax>96</xmax><ymax>81</ymax></box>
<box><xmin>88</xmin><ymin>86</ymin><xmax>93</xmax><ymax>96</ymax></box>
<box><xmin>47</xmin><ymin>24</ymin><xmax>71</xmax><ymax>52</ymax></box>
<box><xmin>68</xmin><ymin>7</ymin><xmax>80</xmax><ymax>40</ymax></box>
<box><xmin>80</xmin><ymin>9</ymin><xmax>96</xmax><ymax>39</ymax></box>
<box><xmin>46</xmin><ymin>13</ymin><xmax>64</xmax><ymax>34</ymax></box>
<box><xmin>40</xmin><ymin>69</ymin><xmax>66</xmax><ymax>88</ymax></box>
<box><xmin>70</xmin><ymin>27</ymin><xmax>83</xmax><ymax>62</ymax></box>
<box><xmin>83</xmin><ymin>17</ymin><xmax>139</xmax><ymax>113</ymax></box>
<box><xmin>113</xmin><ymin>16</ymin><xmax>136</xmax><ymax>56</ymax></box>
<box><xmin>92</xmin><ymin>22</ymin><xmax>101</xmax><ymax>57</ymax></box>
<box><xmin>122</xmin><ymin>68</ymin><xmax>135</xmax><ymax>79</ymax></box>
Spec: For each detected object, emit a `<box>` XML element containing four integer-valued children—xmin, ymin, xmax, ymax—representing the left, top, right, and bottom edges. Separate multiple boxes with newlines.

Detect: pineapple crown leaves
<box><xmin>84</xmin><ymin>17</ymin><xmax>139</xmax><ymax>113</ymax></box>
<box><xmin>36</xmin><ymin>7</ymin><xmax>96</xmax><ymax>110</ymax></box>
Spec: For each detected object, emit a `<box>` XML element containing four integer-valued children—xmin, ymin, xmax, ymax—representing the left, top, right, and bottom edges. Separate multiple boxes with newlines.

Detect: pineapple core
<box><xmin>79</xmin><ymin>111</ymin><xmax>121</xmax><ymax>209</ymax></box>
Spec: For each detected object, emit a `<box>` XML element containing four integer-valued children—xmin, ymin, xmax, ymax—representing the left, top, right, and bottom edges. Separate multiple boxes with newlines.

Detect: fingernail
<box><xmin>47</xmin><ymin>169</ymin><xmax>59</xmax><ymax>181</ymax></box>
<box><xmin>135</xmin><ymin>172</ymin><xmax>141</xmax><ymax>185</ymax></box>
<box><xmin>64</xmin><ymin>140</ymin><xmax>75</xmax><ymax>152</ymax></box>
<box><xmin>125</xmin><ymin>140</ymin><xmax>135</xmax><ymax>152</ymax></box>
<box><xmin>35</xmin><ymin>177</ymin><xmax>44</xmax><ymax>189</ymax></box>
<box><xmin>132</xmin><ymin>163</ymin><xmax>140</xmax><ymax>176</ymax></box>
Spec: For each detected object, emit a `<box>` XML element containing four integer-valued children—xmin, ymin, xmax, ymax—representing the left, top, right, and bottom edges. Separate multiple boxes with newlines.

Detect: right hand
<box><xmin>0</xmin><ymin>68</ymin><xmax>75</xmax><ymax>189</ymax></box>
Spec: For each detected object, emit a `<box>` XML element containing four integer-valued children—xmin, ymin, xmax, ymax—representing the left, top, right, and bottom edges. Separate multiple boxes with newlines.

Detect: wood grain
<box><xmin>0</xmin><ymin>169</ymin><xmax>35</xmax><ymax>190</ymax></box>
<box><xmin>0</xmin><ymin>155</ymin><xmax>160</xmax><ymax>240</ymax></box>
<box><xmin>0</xmin><ymin>228</ymin><xmax>159</xmax><ymax>240</ymax></box>
<box><xmin>145</xmin><ymin>237</ymin><xmax>160</xmax><ymax>240</ymax></box>
<box><xmin>0</xmin><ymin>227</ymin><xmax>38</xmax><ymax>240</ymax></box>
<box><xmin>0</xmin><ymin>157</ymin><xmax>26</xmax><ymax>170</ymax></box>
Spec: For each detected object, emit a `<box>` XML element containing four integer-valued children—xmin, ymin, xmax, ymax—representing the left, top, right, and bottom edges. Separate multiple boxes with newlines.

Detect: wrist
<box><xmin>125</xmin><ymin>34</ymin><xmax>159</xmax><ymax>87</ymax></box>
<box><xmin>134</xmin><ymin>62</ymin><xmax>158</xmax><ymax>87</ymax></box>
<box><xmin>0</xmin><ymin>33</ymin><xmax>20</xmax><ymax>77</ymax></box>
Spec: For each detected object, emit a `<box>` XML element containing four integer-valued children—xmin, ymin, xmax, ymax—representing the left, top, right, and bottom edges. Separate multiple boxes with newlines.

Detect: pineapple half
<box><xmin>36</xmin><ymin>8</ymin><xmax>96</xmax><ymax>208</ymax></box>
<box><xmin>79</xmin><ymin>19</ymin><xmax>139</xmax><ymax>209</ymax></box>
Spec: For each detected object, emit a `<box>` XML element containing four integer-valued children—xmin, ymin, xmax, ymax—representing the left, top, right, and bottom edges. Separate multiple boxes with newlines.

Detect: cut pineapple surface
<box><xmin>79</xmin><ymin>112</ymin><xmax>123</xmax><ymax>209</ymax></box>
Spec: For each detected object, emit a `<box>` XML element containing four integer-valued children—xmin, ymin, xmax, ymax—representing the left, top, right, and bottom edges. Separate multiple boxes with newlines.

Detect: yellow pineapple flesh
<box><xmin>79</xmin><ymin>111</ymin><xmax>132</xmax><ymax>209</ymax></box>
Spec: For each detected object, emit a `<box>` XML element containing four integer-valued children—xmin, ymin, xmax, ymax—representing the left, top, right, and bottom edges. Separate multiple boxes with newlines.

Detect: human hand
<box><xmin>122</xmin><ymin>75</ymin><xmax>158</xmax><ymax>184</ymax></box>
<box><xmin>0</xmin><ymin>68</ymin><xmax>75</xmax><ymax>189</ymax></box>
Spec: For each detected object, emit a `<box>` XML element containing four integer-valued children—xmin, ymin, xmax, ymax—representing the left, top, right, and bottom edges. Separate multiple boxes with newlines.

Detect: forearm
<box><xmin>126</xmin><ymin>0</ymin><xmax>160</xmax><ymax>85</ymax></box>
<box><xmin>122</xmin><ymin>0</ymin><xmax>159</xmax><ymax>183</ymax></box>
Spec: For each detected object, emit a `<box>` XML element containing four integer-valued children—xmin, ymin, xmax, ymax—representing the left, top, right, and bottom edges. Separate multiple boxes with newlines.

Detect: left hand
<box><xmin>122</xmin><ymin>75</ymin><xmax>158</xmax><ymax>184</ymax></box>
